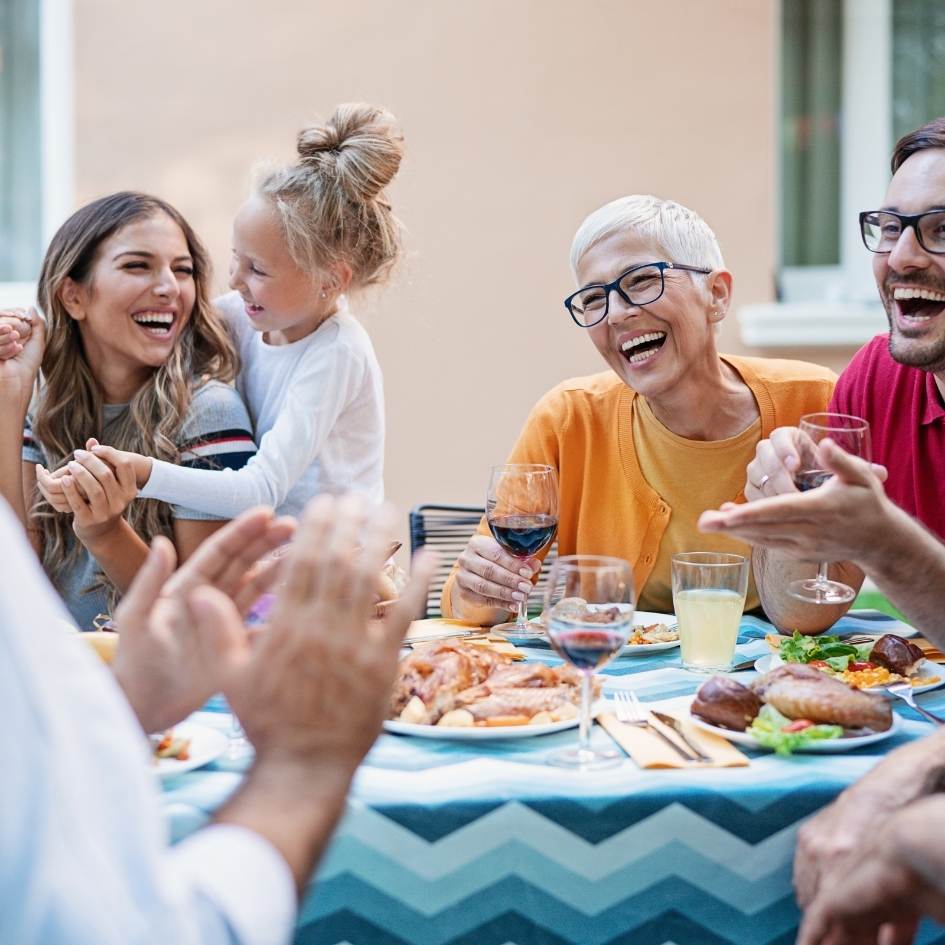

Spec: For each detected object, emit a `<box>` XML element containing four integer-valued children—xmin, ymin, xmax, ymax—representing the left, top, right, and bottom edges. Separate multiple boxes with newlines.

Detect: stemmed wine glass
<box><xmin>543</xmin><ymin>555</ymin><xmax>635</xmax><ymax>770</ymax></box>
<box><xmin>486</xmin><ymin>463</ymin><xmax>558</xmax><ymax>638</ymax></box>
<box><xmin>787</xmin><ymin>412</ymin><xmax>871</xmax><ymax>605</ymax></box>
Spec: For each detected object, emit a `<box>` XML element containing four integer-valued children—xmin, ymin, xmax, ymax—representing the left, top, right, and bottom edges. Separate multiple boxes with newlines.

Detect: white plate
<box><xmin>383</xmin><ymin>715</ymin><xmax>579</xmax><ymax>740</ymax></box>
<box><xmin>754</xmin><ymin>653</ymin><xmax>945</xmax><ymax>695</ymax></box>
<box><xmin>623</xmin><ymin>610</ymin><xmax>679</xmax><ymax>655</ymax></box>
<box><xmin>152</xmin><ymin>722</ymin><xmax>229</xmax><ymax>779</ymax></box>
<box><xmin>690</xmin><ymin>703</ymin><xmax>902</xmax><ymax>753</ymax></box>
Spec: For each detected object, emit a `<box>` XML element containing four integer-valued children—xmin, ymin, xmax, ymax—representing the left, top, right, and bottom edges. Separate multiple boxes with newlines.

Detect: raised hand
<box><xmin>189</xmin><ymin>494</ymin><xmax>435</xmax><ymax>774</ymax></box>
<box><xmin>111</xmin><ymin>506</ymin><xmax>296</xmax><ymax>733</ymax></box>
<box><xmin>0</xmin><ymin>308</ymin><xmax>45</xmax><ymax>402</ymax></box>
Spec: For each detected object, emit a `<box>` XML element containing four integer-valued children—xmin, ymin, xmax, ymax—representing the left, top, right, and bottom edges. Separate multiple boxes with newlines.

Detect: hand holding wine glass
<box><xmin>788</xmin><ymin>413</ymin><xmax>871</xmax><ymax>605</ymax></box>
<box><xmin>486</xmin><ymin>463</ymin><xmax>558</xmax><ymax>638</ymax></box>
<box><xmin>543</xmin><ymin>555</ymin><xmax>635</xmax><ymax>770</ymax></box>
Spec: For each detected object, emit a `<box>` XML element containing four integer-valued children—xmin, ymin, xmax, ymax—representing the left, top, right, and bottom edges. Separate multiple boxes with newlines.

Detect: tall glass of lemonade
<box><xmin>671</xmin><ymin>552</ymin><xmax>749</xmax><ymax>673</ymax></box>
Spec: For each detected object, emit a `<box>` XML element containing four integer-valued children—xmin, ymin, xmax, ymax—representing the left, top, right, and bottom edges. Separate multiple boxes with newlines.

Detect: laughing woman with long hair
<box><xmin>0</xmin><ymin>192</ymin><xmax>257</xmax><ymax>629</ymax></box>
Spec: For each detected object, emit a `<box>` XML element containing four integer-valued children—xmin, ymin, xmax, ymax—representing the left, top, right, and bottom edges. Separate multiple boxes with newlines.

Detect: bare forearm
<box><xmin>895</xmin><ymin>796</ymin><xmax>945</xmax><ymax>898</ymax></box>
<box><xmin>856</xmin><ymin>505</ymin><xmax>945</xmax><ymax>646</ymax></box>
<box><xmin>752</xmin><ymin>545</ymin><xmax>862</xmax><ymax>634</ymax></box>
<box><xmin>81</xmin><ymin>519</ymin><xmax>150</xmax><ymax>594</ymax></box>
<box><xmin>0</xmin><ymin>385</ymin><xmax>31</xmax><ymax>534</ymax></box>
<box><xmin>215</xmin><ymin>758</ymin><xmax>353</xmax><ymax>896</ymax></box>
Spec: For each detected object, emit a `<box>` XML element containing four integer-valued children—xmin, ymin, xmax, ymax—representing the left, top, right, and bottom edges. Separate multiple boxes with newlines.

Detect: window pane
<box><xmin>0</xmin><ymin>0</ymin><xmax>42</xmax><ymax>282</ymax></box>
<box><xmin>893</xmin><ymin>0</ymin><xmax>945</xmax><ymax>142</ymax></box>
<box><xmin>781</xmin><ymin>0</ymin><xmax>843</xmax><ymax>267</ymax></box>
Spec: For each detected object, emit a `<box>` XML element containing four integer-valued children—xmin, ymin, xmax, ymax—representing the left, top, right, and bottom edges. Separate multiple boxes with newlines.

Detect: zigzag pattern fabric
<box><xmin>167</xmin><ymin>613</ymin><xmax>945</xmax><ymax>945</ymax></box>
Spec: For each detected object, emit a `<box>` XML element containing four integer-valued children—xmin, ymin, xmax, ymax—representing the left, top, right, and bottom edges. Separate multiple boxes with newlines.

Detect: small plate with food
<box><xmin>151</xmin><ymin>722</ymin><xmax>229</xmax><ymax>780</ymax></box>
<box><xmin>758</xmin><ymin>632</ymin><xmax>945</xmax><ymax>695</ymax></box>
<box><xmin>623</xmin><ymin>611</ymin><xmax>679</xmax><ymax>654</ymax></box>
<box><xmin>385</xmin><ymin>640</ymin><xmax>591</xmax><ymax>739</ymax></box>
<box><xmin>689</xmin><ymin>665</ymin><xmax>901</xmax><ymax>755</ymax></box>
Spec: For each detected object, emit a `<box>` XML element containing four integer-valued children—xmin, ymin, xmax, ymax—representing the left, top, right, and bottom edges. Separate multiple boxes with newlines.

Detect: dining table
<box><xmin>161</xmin><ymin>612</ymin><xmax>945</xmax><ymax>945</ymax></box>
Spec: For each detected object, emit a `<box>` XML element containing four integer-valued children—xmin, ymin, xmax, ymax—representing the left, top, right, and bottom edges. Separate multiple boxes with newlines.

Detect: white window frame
<box><xmin>739</xmin><ymin>0</ymin><xmax>891</xmax><ymax>346</ymax></box>
<box><xmin>1</xmin><ymin>0</ymin><xmax>74</xmax><ymax>308</ymax></box>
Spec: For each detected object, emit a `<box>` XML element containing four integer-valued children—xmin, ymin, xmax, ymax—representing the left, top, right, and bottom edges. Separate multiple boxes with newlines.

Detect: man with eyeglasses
<box><xmin>708</xmin><ymin>116</ymin><xmax>945</xmax><ymax>638</ymax></box>
<box><xmin>700</xmin><ymin>118</ymin><xmax>945</xmax><ymax>943</ymax></box>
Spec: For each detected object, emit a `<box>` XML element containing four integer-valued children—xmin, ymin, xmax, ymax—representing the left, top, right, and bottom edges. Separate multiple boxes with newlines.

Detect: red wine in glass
<box><xmin>547</xmin><ymin>626</ymin><xmax>628</xmax><ymax>672</ymax></box>
<box><xmin>794</xmin><ymin>470</ymin><xmax>831</xmax><ymax>492</ymax></box>
<box><xmin>488</xmin><ymin>513</ymin><xmax>558</xmax><ymax>558</ymax></box>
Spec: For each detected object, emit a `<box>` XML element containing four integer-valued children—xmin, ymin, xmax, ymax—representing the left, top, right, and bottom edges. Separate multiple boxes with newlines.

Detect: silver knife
<box><xmin>651</xmin><ymin>711</ymin><xmax>712</xmax><ymax>762</ymax></box>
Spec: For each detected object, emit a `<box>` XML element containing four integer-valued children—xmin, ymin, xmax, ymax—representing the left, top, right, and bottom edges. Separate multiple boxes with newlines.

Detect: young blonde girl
<box><xmin>40</xmin><ymin>103</ymin><xmax>402</xmax><ymax>520</ymax></box>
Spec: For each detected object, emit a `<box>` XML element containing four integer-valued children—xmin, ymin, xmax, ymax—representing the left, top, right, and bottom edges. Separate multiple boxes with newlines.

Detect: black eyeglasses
<box><xmin>564</xmin><ymin>261</ymin><xmax>712</xmax><ymax>328</ymax></box>
<box><xmin>859</xmin><ymin>209</ymin><xmax>945</xmax><ymax>255</ymax></box>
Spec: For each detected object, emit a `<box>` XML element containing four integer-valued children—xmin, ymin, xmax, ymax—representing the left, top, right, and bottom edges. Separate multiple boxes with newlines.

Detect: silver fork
<box><xmin>612</xmin><ymin>691</ymin><xmax>698</xmax><ymax>762</ymax></box>
<box><xmin>885</xmin><ymin>681</ymin><xmax>945</xmax><ymax>725</ymax></box>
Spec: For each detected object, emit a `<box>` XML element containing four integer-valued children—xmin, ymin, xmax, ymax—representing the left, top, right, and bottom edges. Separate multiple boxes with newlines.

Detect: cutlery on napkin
<box><xmin>598</xmin><ymin>709</ymin><xmax>749</xmax><ymax>769</ymax></box>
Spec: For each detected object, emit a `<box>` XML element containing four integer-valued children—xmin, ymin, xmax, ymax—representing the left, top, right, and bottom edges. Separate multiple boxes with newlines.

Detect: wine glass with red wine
<box><xmin>788</xmin><ymin>412</ymin><xmax>871</xmax><ymax>605</ymax></box>
<box><xmin>486</xmin><ymin>463</ymin><xmax>558</xmax><ymax>638</ymax></box>
<box><xmin>543</xmin><ymin>555</ymin><xmax>635</xmax><ymax>769</ymax></box>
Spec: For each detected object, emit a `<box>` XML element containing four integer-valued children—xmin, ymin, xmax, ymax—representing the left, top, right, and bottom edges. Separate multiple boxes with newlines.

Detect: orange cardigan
<box><xmin>441</xmin><ymin>355</ymin><xmax>837</xmax><ymax>619</ymax></box>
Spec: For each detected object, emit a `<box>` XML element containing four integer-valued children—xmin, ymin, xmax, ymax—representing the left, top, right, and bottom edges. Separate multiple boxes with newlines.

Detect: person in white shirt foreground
<box><xmin>700</xmin><ymin>442</ymin><xmax>945</xmax><ymax>943</ymax></box>
<box><xmin>0</xmin><ymin>494</ymin><xmax>433</xmax><ymax>945</ymax></box>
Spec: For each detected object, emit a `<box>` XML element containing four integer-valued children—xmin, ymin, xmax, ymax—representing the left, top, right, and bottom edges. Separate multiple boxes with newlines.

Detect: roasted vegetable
<box><xmin>869</xmin><ymin>634</ymin><xmax>925</xmax><ymax>677</ymax></box>
<box><xmin>691</xmin><ymin>677</ymin><xmax>763</xmax><ymax>732</ymax></box>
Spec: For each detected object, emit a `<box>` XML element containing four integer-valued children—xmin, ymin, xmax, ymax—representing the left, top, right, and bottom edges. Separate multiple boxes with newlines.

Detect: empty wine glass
<box><xmin>486</xmin><ymin>463</ymin><xmax>558</xmax><ymax>638</ymax></box>
<box><xmin>787</xmin><ymin>412</ymin><xmax>871</xmax><ymax>605</ymax></box>
<box><xmin>543</xmin><ymin>555</ymin><xmax>635</xmax><ymax>770</ymax></box>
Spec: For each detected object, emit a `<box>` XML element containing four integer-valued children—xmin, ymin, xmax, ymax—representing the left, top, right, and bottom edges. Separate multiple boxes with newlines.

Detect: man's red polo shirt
<box><xmin>829</xmin><ymin>333</ymin><xmax>945</xmax><ymax>541</ymax></box>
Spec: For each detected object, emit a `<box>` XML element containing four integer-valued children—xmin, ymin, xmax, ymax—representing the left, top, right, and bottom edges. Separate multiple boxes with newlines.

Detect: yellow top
<box><xmin>632</xmin><ymin>394</ymin><xmax>760</xmax><ymax>611</ymax></box>
<box><xmin>441</xmin><ymin>355</ymin><xmax>836</xmax><ymax>620</ymax></box>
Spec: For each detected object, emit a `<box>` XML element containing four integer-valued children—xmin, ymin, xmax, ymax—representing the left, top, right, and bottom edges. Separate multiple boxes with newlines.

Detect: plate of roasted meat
<box><xmin>386</xmin><ymin>642</ymin><xmax>592</xmax><ymax>739</ymax></box>
<box><xmin>689</xmin><ymin>664</ymin><xmax>901</xmax><ymax>754</ymax></box>
<box><xmin>756</xmin><ymin>632</ymin><xmax>945</xmax><ymax>695</ymax></box>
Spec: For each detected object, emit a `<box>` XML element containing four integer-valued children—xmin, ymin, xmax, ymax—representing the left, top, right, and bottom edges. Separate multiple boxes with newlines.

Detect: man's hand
<box><xmin>797</xmin><ymin>797</ymin><xmax>945</xmax><ymax>944</ymax></box>
<box><xmin>700</xmin><ymin>440</ymin><xmax>890</xmax><ymax>566</ymax></box>
<box><xmin>111</xmin><ymin>507</ymin><xmax>295</xmax><ymax>733</ymax></box>
<box><xmin>191</xmin><ymin>494</ymin><xmax>434</xmax><ymax>773</ymax></box>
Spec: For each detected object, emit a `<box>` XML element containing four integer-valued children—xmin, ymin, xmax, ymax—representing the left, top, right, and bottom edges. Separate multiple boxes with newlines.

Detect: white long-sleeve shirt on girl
<box><xmin>140</xmin><ymin>291</ymin><xmax>385</xmax><ymax>518</ymax></box>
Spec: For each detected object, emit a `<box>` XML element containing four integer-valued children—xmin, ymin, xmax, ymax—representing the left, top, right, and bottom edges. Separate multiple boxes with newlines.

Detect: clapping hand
<box><xmin>188</xmin><ymin>494</ymin><xmax>435</xmax><ymax>775</ymax></box>
<box><xmin>111</xmin><ymin>506</ymin><xmax>296</xmax><ymax>733</ymax></box>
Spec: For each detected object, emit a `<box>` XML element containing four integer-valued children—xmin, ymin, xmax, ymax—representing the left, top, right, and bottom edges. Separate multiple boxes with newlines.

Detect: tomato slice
<box><xmin>782</xmin><ymin>719</ymin><xmax>814</xmax><ymax>733</ymax></box>
<box><xmin>849</xmin><ymin>661</ymin><xmax>875</xmax><ymax>672</ymax></box>
<box><xmin>809</xmin><ymin>660</ymin><xmax>830</xmax><ymax>670</ymax></box>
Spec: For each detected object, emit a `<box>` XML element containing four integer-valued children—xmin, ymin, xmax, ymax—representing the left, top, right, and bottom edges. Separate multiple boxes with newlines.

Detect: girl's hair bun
<box><xmin>296</xmin><ymin>103</ymin><xmax>404</xmax><ymax>203</ymax></box>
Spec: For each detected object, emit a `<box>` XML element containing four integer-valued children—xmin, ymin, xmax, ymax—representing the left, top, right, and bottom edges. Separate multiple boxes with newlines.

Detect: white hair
<box><xmin>569</xmin><ymin>194</ymin><xmax>725</xmax><ymax>281</ymax></box>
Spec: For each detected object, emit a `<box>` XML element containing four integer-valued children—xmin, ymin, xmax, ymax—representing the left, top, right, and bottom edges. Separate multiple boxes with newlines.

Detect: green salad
<box><xmin>779</xmin><ymin>631</ymin><xmax>872</xmax><ymax>673</ymax></box>
<box><xmin>748</xmin><ymin>704</ymin><xmax>843</xmax><ymax>755</ymax></box>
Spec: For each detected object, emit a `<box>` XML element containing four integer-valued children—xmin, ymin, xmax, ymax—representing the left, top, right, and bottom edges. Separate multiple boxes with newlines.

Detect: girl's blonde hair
<box><xmin>33</xmin><ymin>191</ymin><xmax>238</xmax><ymax>607</ymax></box>
<box><xmin>256</xmin><ymin>103</ymin><xmax>405</xmax><ymax>289</ymax></box>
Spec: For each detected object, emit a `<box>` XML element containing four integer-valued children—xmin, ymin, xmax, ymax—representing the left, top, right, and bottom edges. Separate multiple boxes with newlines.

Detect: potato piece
<box><xmin>529</xmin><ymin>711</ymin><xmax>554</xmax><ymax>725</ymax></box>
<box><xmin>399</xmin><ymin>695</ymin><xmax>427</xmax><ymax>724</ymax></box>
<box><xmin>551</xmin><ymin>702</ymin><xmax>579</xmax><ymax>721</ymax></box>
<box><xmin>437</xmin><ymin>709</ymin><xmax>475</xmax><ymax>727</ymax></box>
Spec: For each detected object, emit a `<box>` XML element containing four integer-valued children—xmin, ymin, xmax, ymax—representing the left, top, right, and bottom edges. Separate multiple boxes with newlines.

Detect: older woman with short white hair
<box><xmin>444</xmin><ymin>194</ymin><xmax>837</xmax><ymax>623</ymax></box>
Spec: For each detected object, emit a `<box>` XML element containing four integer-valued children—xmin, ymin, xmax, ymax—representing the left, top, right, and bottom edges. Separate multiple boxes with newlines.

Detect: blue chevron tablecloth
<box><xmin>162</xmin><ymin>613</ymin><xmax>945</xmax><ymax>945</ymax></box>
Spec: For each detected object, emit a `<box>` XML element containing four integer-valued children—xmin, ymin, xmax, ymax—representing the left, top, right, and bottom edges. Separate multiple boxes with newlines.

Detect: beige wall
<box><xmin>74</xmin><ymin>0</ymin><xmax>861</xmax><ymax>544</ymax></box>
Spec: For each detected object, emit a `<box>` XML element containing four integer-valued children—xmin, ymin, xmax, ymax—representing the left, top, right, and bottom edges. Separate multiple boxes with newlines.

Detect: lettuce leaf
<box><xmin>749</xmin><ymin>704</ymin><xmax>843</xmax><ymax>756</ymax></box>
<box><xmin>778</xmin><ymin>631</ymin><xmax>860</xmax><ymax>665</ymax></box>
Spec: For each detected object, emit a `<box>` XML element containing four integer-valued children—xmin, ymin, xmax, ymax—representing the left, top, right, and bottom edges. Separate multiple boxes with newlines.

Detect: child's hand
<box><xmin>39</xmin><ymin>444</ymin><xmax>140</xmax><ymax>545</ymax></box>
<box><xmin>88</xmin><ymin>443</ymin><xmax>153</xmax><ymax>488</ymax></box>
